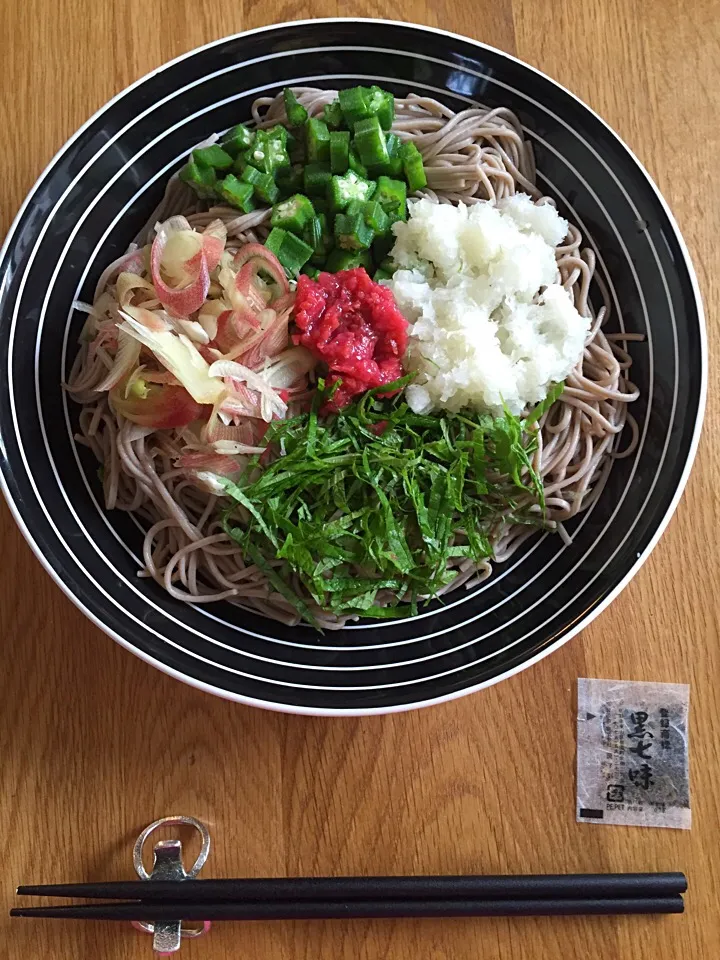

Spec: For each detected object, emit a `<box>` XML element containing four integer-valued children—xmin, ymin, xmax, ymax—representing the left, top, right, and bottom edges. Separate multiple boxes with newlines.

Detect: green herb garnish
<box><xmin>221</xmin><ymin>380</ymin><xmax>548</xmax><ymax>627</ymax></box>
<box><xmin>525</xmin><ymin>381</ymin><xmax>565</xmax><ymax>427</ymax></box>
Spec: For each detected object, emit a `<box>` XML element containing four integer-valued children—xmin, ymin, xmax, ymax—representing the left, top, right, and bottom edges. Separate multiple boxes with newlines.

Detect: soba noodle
<box><xmin>69</xmin><ymin>89</ymin><xmax>640</xmax><ymax>628</ymax></box>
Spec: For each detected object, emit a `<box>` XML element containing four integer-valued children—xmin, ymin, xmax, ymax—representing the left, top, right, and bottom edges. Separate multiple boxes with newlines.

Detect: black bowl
<box><xmin>0</xmin><ymin>20</ymin><xmax>705</xmax><ymax>714</ymax></box>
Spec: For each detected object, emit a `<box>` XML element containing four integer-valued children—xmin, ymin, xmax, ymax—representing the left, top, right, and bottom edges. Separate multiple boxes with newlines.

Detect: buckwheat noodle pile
<box><xmin>69</xmin><ymin>89</ymin><xmax>640</xmax><ymax>628</ymax></box>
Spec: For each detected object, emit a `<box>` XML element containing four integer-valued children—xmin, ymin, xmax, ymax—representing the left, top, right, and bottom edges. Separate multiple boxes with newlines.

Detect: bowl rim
<box><xmin>0</xmin><ymin>17</ymin><xmax>707</xmax><ymax>716</ymax></box>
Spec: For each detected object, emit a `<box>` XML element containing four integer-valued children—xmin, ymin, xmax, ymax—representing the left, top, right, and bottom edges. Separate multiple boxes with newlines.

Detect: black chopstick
<box><xmin>10</xmin><ymin>895</ymin><xmax>685</xmax><ymax>921</ymax></box>
<box><xmin>16</xmin><ymin>872</ymin><xmax>687</xmax><ymax>903</ymax></box>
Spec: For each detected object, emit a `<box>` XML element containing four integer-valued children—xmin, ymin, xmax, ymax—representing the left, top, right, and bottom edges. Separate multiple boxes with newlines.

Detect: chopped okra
<box><xmin>362</xmin><ymin>200</ymin><xmax>390</xmax><ymax>235</ymax></box>
<box><xmin>220</xmin><ymin>125</ymin><xmax>255</xmax><ymax>157</ymax></box>
<box><xmin>325</xmin><ymin>248</ymin><xmax>373</xmax><ymax>272</ymax></box>
<box><xmin>264</xmin><ymin>227</ymin><xmax>314</xmax><ymax>276</ymax></box>
<box><xmin>306</xmin><ymin>118</ymin><xmax>331</xmax><ymax>163</ymax></box>
<box><xmin>266</xmin><ymin>124</ymin><xmax>290</xmax><ymax>145</ymax></box>
<box><xmin>240</xmin><ymin>164</ymin><xmax>280</xmax><ymax>204</ymax></box>
<box><xmin>353</xmin><ymin>115</ymin><xmax>390</xmax><ymax>168</ymax></box>
<box><xmin>323</xmin><ymin>100</ymin><xmax>344</xmax><ymax>130</ymax></box>
<box><xmin>369</xmin><ymin>133</ymin><xmax>403</xmax><ymax>177</ymax></box>
<box><xmin>327</xmin><ymin>170</ymin><xmax>376</xmax><ymax>213</ymax></box>
<box><xmin>283</xmin><ymin>88</ymin><xmax>309</xmax><ymax>127</ymax></box>
<box><xmin>303</xmin><ymin>162</ymin><xmax>333</xmax><ymax>196</ymax></box>
<box><xmin>304</xmin><ymin>213</ymin><xmax>333</xmax><ymax>265</ymax></box>
<box><xmin>192</xmin><ymin>145</ymin><xmax>234</xmax><ymax>170</ymax></box>
<box><xmin>244</xmin><ymin>130</ymin><xmax>290</xmax><ymax>175</ymax></box>
<box><xmin>374</xmin><ymin>175</ymin><xmax>407</xmax><ymax>220</ymax></box>
<box><xmin>334</xmin><ymin>209</ymin><xmax>374</xmax><ymax>251</ymax></box>
<box><xmin>365</xmin><ymin>85</ymin><xmax>395</xmax><ymax>130</ymax></box>
<box><xmin>217</xmin><ymin>174</ymin><xmax>256</xmax><ymax>212</ymax></box>
<box><xmin>271</xmin><ymin>195</ymin><xmax>316</xmax><ymax>235</ymax></box>
<box><xmin>400</xmin><ymin>141</ymin><xmax>428</xmax><ymax>192</ymax></box>
<box><xmin>338</xmin><ymin>86</ymin><xmax>372</xmax><ymax>127</ymax></box>
<box><xmin>373</xmin><ymin>265</ymin><xmax>394</xmax><ymax>281</ymax></box>
<box><xmin>179</xmin><ymin>161</ymin><xmax>217</xmax><ymax>199</ymax></box>
<box><xmin>276</xmin><ymin>163</ymin><xmax>304</xmax><ymax>197</ymax></box>
<box><xmin>330</xmin><ymin>131</ymin><xmax>350</xmax><ymax>174</ymax></box>
<box><xmin>348</xmin><ymin>147</ymin><xmax>369</xmax><ymax>178</ymax></box>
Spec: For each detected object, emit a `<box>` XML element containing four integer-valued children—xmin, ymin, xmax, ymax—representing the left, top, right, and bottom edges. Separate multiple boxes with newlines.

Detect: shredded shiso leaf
<box><xmin>222</xmin><ymin>377</ymin><xmax>558</xmax><ymax>627</ymax></box>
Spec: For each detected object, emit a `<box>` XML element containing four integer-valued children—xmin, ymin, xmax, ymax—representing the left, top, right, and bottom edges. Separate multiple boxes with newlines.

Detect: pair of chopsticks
<box><xmin>11</xmin><ymin>873</ymin><xmax>686</xmax><ymax>921</ymax></box>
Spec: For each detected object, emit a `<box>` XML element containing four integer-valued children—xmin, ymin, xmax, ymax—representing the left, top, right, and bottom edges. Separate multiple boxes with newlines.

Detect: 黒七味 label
<box><xmin>576</xmin><ymin>678</ymin><xmax>691</xmax><ymax>830</ymax></box>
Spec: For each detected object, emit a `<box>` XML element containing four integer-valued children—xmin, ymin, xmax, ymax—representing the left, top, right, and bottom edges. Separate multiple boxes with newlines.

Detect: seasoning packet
<box><xmin>576</xmin><ymin>678</ymin><xmax>691</xmax><ymax>829</ymax></box>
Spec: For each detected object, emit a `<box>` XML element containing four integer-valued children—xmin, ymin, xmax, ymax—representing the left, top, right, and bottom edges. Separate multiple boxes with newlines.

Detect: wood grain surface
<box><xmin>1</xmin><ymin>2</ymin><xmax>719</xmax><ymax>958</ymax></box>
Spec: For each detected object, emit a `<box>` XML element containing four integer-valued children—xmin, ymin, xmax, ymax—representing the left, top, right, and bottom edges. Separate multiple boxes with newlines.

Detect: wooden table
<box><xmin>1</xmin><ymin>2</ymin><xmax>718</xmax><ymax>958</ymax></box>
